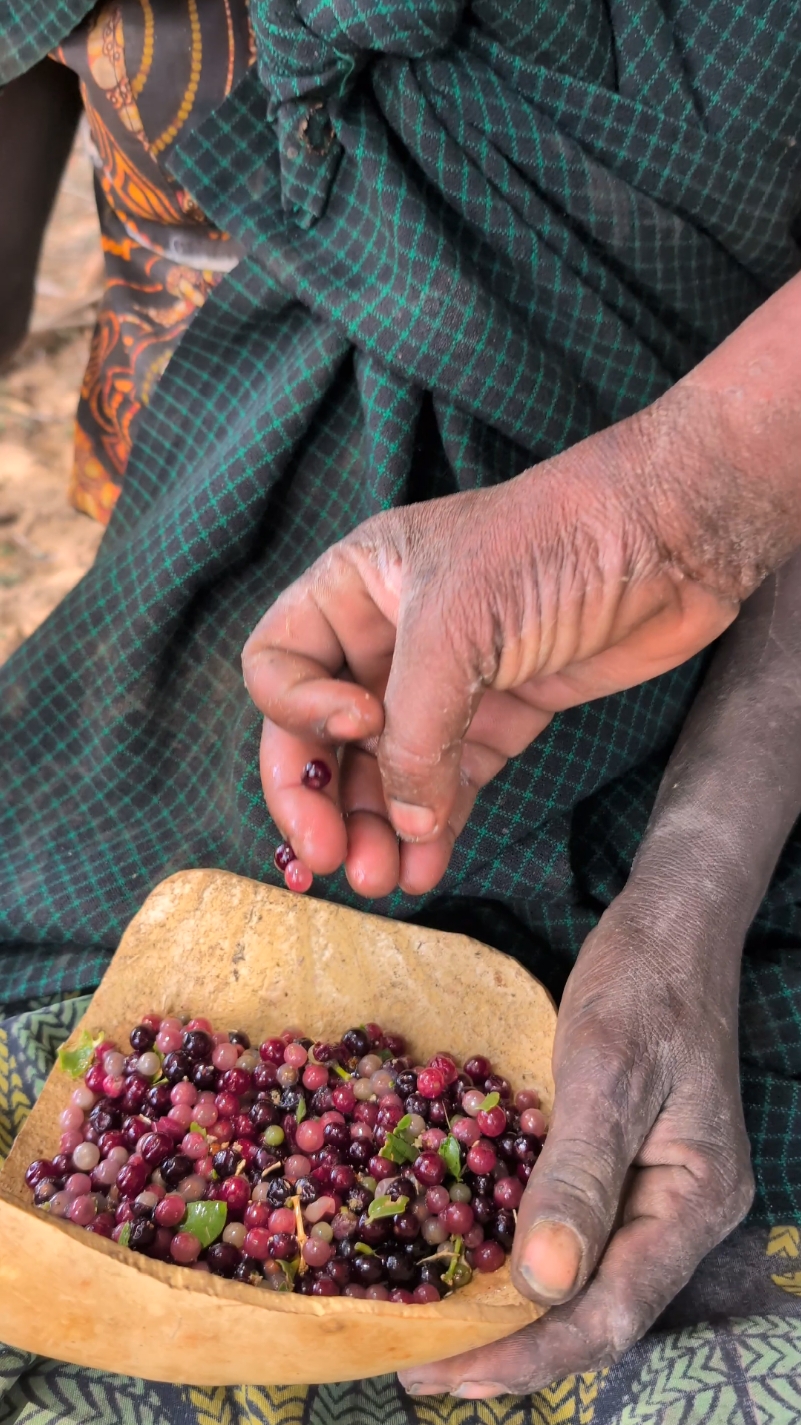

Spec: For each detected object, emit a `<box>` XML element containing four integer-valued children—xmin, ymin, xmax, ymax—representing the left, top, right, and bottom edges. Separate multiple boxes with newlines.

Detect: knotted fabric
<box><xmin>254</xmin><ymin>0</ymin><xmax>464</xmax><ymax>224</ymax></box>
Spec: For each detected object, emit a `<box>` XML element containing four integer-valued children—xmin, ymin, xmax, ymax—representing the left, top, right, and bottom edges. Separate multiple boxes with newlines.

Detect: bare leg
<box><xmin>0</xmin><ymin>58</ymin><xmax>82</xmax><ymax>368</ymax></box>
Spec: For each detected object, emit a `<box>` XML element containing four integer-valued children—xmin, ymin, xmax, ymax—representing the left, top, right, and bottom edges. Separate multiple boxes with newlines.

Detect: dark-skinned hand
<box><xmin>242</xmin><ymin>274</ymin><xmax>801</xmax><ymax>899</ymax></box>
<box><xmin>398</xmin><ymin>884</ymin><xmax>753</xmax><ymax>1397</ymax></box>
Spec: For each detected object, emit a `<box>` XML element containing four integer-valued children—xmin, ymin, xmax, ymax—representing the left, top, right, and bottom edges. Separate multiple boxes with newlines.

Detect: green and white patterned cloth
<box><xmin>2</xmin><ymin>0</ymin><xmax>801</xmax><ymax>1418</ymax></box>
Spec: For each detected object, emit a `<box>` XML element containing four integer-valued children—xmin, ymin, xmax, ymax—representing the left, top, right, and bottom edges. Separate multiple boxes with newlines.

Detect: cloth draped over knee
<box><xmin>1</xmin><ymin>0</ymin><xmax>801</xmax><ymax>1218</ymax></box>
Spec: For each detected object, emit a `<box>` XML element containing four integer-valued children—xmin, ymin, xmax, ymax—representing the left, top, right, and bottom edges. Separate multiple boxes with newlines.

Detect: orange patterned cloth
<box><xmin>53</xmin><ymin>0</ymin><xmax>252</xmax><ymax>522</ymax></box>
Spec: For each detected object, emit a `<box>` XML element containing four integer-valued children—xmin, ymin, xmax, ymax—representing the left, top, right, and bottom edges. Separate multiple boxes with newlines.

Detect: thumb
<box><xmin>511</xmin><ymin>1045</ymin><xmax>655</xmax><ymax>1306</ymax></box>
<box><xmin>377</xmin><ymin>582</ymin><xmax>487</xmax><ymax>841</ymax></box>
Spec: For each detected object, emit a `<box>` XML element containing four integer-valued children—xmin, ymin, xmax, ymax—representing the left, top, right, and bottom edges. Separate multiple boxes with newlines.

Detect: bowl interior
<box><xmin>0</xmin><ymin>870</ymin><xmax>556</xmax><ymax>1384</ymax></box>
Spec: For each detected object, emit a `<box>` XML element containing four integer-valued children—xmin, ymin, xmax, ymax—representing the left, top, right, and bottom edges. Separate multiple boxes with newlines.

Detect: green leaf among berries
<box><xmin>478</xmin><ymin>1091</ymin><xmax>500</xmax><ymax>1111</ymax></box>
<box><xmin>57</xmin><ymin>1028</ymin><xmax>103</xmax><ymax>1079</ymax></box>
<box><xmin>278</xmin><ymin>1257</ymin><xmax>300</xmax><ymax>1287</ymax></box>
<box><xmin>183</xmin><ymin>1199</ymin><xmax>227</xmax><ymax>1247</ymax></box>
<box><xmin>438</xmin><ymin>1134</ymin><xmax>463</xmax><ymax>1180</ymax></box>
<box><xmin>379</xmin><ymin>1130</ymin><xmax>417</xmax><ymax>1164</ymax></box>
<box><xmin>366</xmin><ymin>1194</ymin><xmax>409</xmax><ymax>1221</ymax></box>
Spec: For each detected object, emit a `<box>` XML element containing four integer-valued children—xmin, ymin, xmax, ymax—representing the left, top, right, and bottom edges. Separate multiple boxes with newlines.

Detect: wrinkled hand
<box><xmin>242</xmin><ymin>413</ymin><xmax>734</xmax><ymax>897</ymax></box>
<box><xmin>398</xmin><ymin>888</ymin><xmax>754</xmax><ymax>1398</ymax></box>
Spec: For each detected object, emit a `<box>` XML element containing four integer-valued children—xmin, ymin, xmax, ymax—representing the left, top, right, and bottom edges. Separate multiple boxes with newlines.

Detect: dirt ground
<box><xmin>0</xmin><ymin>125</ymin><xmax>104</xmax><ymax>665</ymax></box>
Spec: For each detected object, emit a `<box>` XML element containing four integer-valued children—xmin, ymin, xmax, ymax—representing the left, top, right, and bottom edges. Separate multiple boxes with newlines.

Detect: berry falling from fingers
<box><xmin>274</xmin><ymin>842</ymin><xmax>296</xmax><ymax>873</ymax></box>
<box><xmin>284</xmin><ymin>860</ymin><xmax>313</xmax><ymax>893</ymax></box>
<box><xmin>301</xmin><ymin>760</ymin><xmax>332</xmax><ymax>791</ymax></box>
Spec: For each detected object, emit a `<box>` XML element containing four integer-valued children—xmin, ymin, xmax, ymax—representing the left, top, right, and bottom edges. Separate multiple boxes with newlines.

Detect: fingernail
<box><xmin>325</xmin><ymin>709</ymin><xmax>364</xmax><ymax>741</ymax></box>
<box><xmin>404</xmin><ymin>1384</ymin><xmax>448</xmax><ymax>1397</ymax></box>
<box><xmin>519</xmin><ymin>1221</ymin><xmax>582</xmax><ymax>1302</ymax></box>
<box><xmin>453</xmin><ymin>1384</ymin><xmax>506</xmax><ymax>1400</ymax></box>
<box><xmin>388</xmin><ymin>800</ymin><xmax>437</xmax><ymax>838</ymax></box>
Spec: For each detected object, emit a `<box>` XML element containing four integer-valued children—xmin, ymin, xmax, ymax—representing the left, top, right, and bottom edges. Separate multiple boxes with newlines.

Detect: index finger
<box><xmin>242</xmin><ymin>560</ymin><xmax>385</xmax><ymax>744</ymax></box>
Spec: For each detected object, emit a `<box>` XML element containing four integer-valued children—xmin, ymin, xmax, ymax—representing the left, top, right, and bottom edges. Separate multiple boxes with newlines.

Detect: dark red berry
<box><xmin>484</xmin><ymin>1074</ymin><xmax>512</xmax><ymax>1100</ymax></box>
<box><xmin>145</xmin><ymin>1084</ymin><xmax>172</xmax><ymax>1116</ymax></box>
<box><xmin>87</xmin><ymin>1212</ymin><xmax>115</xmax><ymax>1238</ymax></box>
<box><xmin>492</xmin><ymin>1209</ymin><xmax>516</xmax><ymax>1251</ymax></box>
<box><xmin>473</xmin><ymin>1240</ymin><xmax>505</xmax><ymax>1273</ymax></box>
<box><xmin>412</xmin><ymin>1152</ymin><xmax>446</xmax><ymax>1186</ymax></box>
<box><xmin>228</xmin><ymin>1030</ymin><xmax>251</xmax><ymax>1050</ymax></box>
<box><xmin>25</xmin><ymin>1159</ymin><xmax>58</xmax><ymax>1189</ymax></box>
<box><xmin>122</xmin><ymin>1114</ymin><xmax>151</xmax><ymax>1149</ymax></box>
<box><xmin>192</xmin><ymin>1062</ymin><xmax>218</xmax><ymax>1090</ymax></box>
<box><xmin>207</xmin><ymin>1242</ymin><xmax>241</xmax><ymax>1277</ymax></box>
<box><xmin>341</xmin><ymin>1028</ymin><xmax>370</xmax><ymax>1060</ymax></box>
<box><xmin>358</xmin><ymin>1213</ymin><xmax>390</xmax><ymax>1246</ymax></box>
<box><xmin>129</xmin><ymin>1024</ymin><xmax>156</xmax><ymax>1053</ymax></box>
<box><xmin>182</xmin><ymin>1030</ymin><xmax>213</xmax><ymax>1062</ymax></box>
<box><xmin>381</xmin><ymin>1033</ymin><xmax>406</xmax><ymax>1056</ymax></box>
<box><xmin>85</xmin><ymin>1063</ymin><xmax>106</xmax><ymax>1094</ymax></box>
<box><xmin>220</xmin><ymin>1175</ymin><xmax>251</xmax><ymax>1216</ymax></box>
<box><xmin>121</xmin><ymin>1076</ymin><xmax>149</xmax><ymax>1113</ymax></box>
<box><xmin>464</xmin><ymin>1056</ymin><xmax>491</xmax><ymax>1081</ymax></box>
<box><xmin>160</xmin><ymin>1153</ymin><xmax>193</xmax><ymax>1188</ymax></box>
<box><xmin>348</xmin><ymin>1140</ymin><xmax>372</xmax><ymax>1170</ymax></box>
<box><xmin>493</xmin><ymin>1175</ymin><xmax>524</xmax><ymax>1210</ymax></box>
<box><xmin>221</xmin><ymin>1068</ymin><xmax>251</xmax><ymax>1097</ymax></box>
<box><xmin>34</xmin><ymin>1180</ymin><xmax>59</xmax><ymax>1205</ymax></box>
<box><xmin>417</xmin><ymin>1068</ymin><xmax>446</xmax><ymax>1100</ymax></box>
<box><xmin>139</xmin><ymin>1132</ymin><xmax>173</xmax><ymax>1166</ymax></box>
<box><xmin>326</xmin><ymin>1257</ymin><xmax>351</xmax><ymax>1286</ymax></box>
<box><xmin>234</xmin><ymin>1258</ymin><xmax>263</xmax><ymax>1284</ymax></box>
<box><xmin>274</xmin><ymin>842</ymin><xmax>296</xmax><ymax>873</ymax></box>
<box><xmin>472</xmin><ymin>1194</ymin><xmax>494</xmax><ymax>1224</ymax></box>
<box><xmin>352</xmin><ymin>1254</ymin><xmax>383</xmax><ymax>1285</ymax></box>
<box><xmin>393</xmin><ymin>1211</ymin><xmax>420</xmax><ymax>1242</ymax></box>
<box><xmin>116</xmin><ymin>1159</ymin><xmax>149</xmax><ymax>1199</ymax></box>
<box><xmin>476</xmin><ymin>1105</ymin><xmax>507</xmax><ymax>1138</ymax></box>
<box><xmin>267</xmin><ymin>1233</ymin><xmax>298</xmax><ymax>1260</ymax></box>
<box><xmin>162</xmin><ymin>1052</ymin><xmax>191</xmax><ymax>1084</ymax></box>
<box><xmin>301</xmin><ymin>759</ymin><xmax>332</xmax><ymax>790</ymax></box>
<box><xmin>428</xmin><ymin>1054</ymin><xmax>458</xmax><ymax>1086</ymax></box>
<box><xmin>252</xmin><ymin>1062</ymin><xmax>277</xmax><ymax>1090</ymax></box>
<box><xmin>384</xmin><ymin>1252</ymin><xmax>415</xmax><ymax>1284</ymax></box>
<box><xmin>128</xmin><ymin>1218</ymin><xmax>157</xmax><ymax>1253</ymax></box>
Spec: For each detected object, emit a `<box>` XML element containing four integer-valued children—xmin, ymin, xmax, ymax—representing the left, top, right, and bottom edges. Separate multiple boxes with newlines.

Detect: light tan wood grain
<box><xmin>0</xmin><ymin>869</ymin><xmax>556</xmax><ymax>1385</ymax></box>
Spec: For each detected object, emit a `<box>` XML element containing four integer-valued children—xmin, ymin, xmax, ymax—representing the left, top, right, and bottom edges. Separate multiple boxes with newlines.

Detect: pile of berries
<box><xmin>26</xmin><ymin>1016</ymin><xmax>547</xmax><ymax>1302</ymax></box>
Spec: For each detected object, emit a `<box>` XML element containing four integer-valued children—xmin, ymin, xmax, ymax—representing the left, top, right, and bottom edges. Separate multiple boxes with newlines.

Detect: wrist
<box><xmin>630</xmin><ymin>273</ymin><xmax>801</xmax><ymax>605</ymax></box>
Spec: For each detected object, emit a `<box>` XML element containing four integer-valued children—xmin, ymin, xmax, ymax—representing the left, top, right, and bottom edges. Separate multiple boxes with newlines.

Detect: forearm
<box><xmin>638</xmin><ymin>271</ymin><xmax>801</xmax><ymax>603</ymax></box>
<box><xmin>628</xmin><ymin>549</ymin><xmax>801</xmax><ymax>946</ymax></box>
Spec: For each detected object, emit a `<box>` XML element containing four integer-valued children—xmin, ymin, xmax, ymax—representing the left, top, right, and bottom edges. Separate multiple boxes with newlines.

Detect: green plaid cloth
<box><xmin>2</xmin><ymin>0</ymin><xmax>801</xmax><ymax>1231</ymax></box>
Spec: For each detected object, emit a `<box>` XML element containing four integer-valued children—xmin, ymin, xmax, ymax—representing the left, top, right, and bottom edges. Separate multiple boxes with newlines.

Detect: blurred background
<box><xmin>0</xmin><ymin>121</ymin><xmax>104</xmax><ymax>665</ymax></box>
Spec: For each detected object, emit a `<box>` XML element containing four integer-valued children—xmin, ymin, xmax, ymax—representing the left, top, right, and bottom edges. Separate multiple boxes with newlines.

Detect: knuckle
<box><xmin>678</xmin><ymin>1135</ymin><xmax>754</xmax><ymax>1238</ymax></box>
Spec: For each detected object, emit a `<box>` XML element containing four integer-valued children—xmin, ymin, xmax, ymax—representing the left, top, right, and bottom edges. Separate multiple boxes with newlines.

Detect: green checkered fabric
<box><xmin>2</xmin><ymin>0</ymin><xmax>801</xmax><ymax>1223</ymax></box>
<box><xmin>0</xmin><ymin>0</ymin><xmax>92</xmax><ymax>80</ymax></box>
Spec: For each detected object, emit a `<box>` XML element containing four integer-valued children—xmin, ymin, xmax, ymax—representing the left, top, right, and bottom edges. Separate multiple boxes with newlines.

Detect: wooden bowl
<box><xmin>0</xmin><ymin>870</ymin><xmax>556</xmax><ymax>1385</ymax></box>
